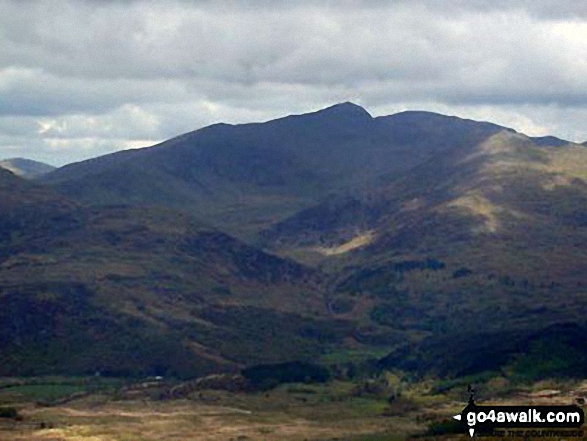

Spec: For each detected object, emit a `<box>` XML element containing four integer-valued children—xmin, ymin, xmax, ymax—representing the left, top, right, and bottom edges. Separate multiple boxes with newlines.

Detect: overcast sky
<box><xmin>2</xmin><ymin>0</ymin><xmax>587</xmax><ymax>166</ymax></box>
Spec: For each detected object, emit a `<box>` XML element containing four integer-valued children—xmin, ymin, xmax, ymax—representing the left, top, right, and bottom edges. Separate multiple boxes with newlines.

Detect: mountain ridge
<box><xmin>6</xmin><ymin>102</ymin><xmax>587</xmax><ymax>378</ymax></box>
<box><xmin>40</xmin><ymin>104</ymin><xmax>516</xmax><ymax>239</ymax></box>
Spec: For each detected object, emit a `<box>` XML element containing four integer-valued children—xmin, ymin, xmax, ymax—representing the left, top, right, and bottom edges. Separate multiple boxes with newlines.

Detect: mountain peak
<box><xmin>313</xmin><ymin>102</ymin><xmax>372</xmax><ymax>120</ymax></box>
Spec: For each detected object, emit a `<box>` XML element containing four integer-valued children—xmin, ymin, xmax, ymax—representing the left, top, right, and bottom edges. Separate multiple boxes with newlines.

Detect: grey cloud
<box><xmin>0</xmin><ymin>133</ymin><xmax>156</xmax><ymax>167</ymax></box>
<box><xmin>2</xmin><ymin>0</ymin><xmax>587</xmax><ymax>164</ymax></box>
<box><xmin>86</xmin><ymin>0</ymin><xmax>587</xmax><ymax>19</ymax></box>
<box><xmin>3</xmin><ymin>1</ymin><xmax>586</xmax><ymax>99</ymax></box>
<box><xmin>0</xmin><ymin>68</ymin><xmax>195</xmax><ymax>116</ymax></box>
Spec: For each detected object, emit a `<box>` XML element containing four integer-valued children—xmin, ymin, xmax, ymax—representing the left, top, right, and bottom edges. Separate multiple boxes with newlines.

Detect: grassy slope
<box><xmin>9</xmin><ymin>104</ymin><xmax>587</xmax><ymax>379</ymax></box>
<box><xmin>262</xmin><ymin>132</ymin><xmax>587</xmax><ymax>376</ymax></box>
<box><xmin>0</xmin><ymin>169</ymin><xmax>353</xmax><ymax>378</ymax></box>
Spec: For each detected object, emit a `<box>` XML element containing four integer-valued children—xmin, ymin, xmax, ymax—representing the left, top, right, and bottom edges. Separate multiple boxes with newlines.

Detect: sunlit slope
<box><xmin>262</xmin><ymin>131</ymin><xmax>587</xmax><ymax>375</ymax></box>
<box><xmin>264</xmin><ymin>130</ymin><xmax>586</xmax><ymax>278</ymax></box>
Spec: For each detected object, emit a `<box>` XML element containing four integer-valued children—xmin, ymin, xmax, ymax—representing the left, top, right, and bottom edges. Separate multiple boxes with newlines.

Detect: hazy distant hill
<box><xmin>0</xmin><ymin>157</ymin><xmax>55</xmax><ymax>179</ymax></box>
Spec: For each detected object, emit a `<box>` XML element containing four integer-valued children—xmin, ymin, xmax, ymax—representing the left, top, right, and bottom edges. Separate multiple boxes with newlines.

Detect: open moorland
<box><xmin>1</xmin><ymin>374</ymin><xmax>587</xmax><ymax>441</ymax></box>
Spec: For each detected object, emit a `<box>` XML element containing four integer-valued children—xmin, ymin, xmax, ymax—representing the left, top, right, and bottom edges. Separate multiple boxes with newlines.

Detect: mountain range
<box><xmin>41</xmin><ymin>103</ymin><xmax>513</xmax><ymax>238</ymax></box>
<box><xmin>2</xmin><ymin>102</ymin><xmax>587</xmax><ymax>379</ymax></box>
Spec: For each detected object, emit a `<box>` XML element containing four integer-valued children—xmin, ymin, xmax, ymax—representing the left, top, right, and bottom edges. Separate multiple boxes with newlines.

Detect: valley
<box><xmin>1</xmin><ymin>103</ymin><xmax>586</xmax><ymax>439</ymax></box>
<box><xmin>3</xmin><ymin>104</ymin><xmax>587</xmax><ymax>379</ymax></box>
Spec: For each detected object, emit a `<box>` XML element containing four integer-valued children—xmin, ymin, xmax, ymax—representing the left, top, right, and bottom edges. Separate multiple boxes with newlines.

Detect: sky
<box><xmin>2</xmin><ymin>0</ymin><xmax>587</xmax><ymax>166</ymax></box>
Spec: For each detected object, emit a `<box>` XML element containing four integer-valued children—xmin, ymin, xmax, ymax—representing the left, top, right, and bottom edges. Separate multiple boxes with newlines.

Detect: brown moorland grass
<box><xmin>0</xmin><ymin>396</ymin><xmax>421</xmax><ymax>441</ymax></box>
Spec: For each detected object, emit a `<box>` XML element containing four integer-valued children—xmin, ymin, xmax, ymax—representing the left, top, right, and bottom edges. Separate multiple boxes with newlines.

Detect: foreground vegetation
<box><xmin>0</xmin><ymin>371</ymin><xmax>585</xmax><ymax>441</ymax></box>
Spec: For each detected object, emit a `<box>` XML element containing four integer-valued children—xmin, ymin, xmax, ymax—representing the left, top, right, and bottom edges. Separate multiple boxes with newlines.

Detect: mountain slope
<box><xmin>0</xmin><ymin>169</ymin><xmax>352</xmax><ymax>377</ymax></box>
<box><xmin>0</xmin><ymin>158</ymin><xmax>56</xmax><ymax>179</ymax></box>
<box><xmin>40</xmin><ymin>104</ymin><xmax>508</xmax><ymax>238</ymax></box>
<box><xmin>17</xmin><ymin>104</ymin><xmax>587</xmax><ymax>378</ymax></box>
<box><xmin>262</xmin><ymin>130</ymin><xmax>587</xmax><ymax>376</ymax></box>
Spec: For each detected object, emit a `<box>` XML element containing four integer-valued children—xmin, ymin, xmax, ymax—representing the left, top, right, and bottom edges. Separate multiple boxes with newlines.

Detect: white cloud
<box><xmin>1</xmin><ymin>0</ymin><xmax>587</xmax><ymax>165</ymax></box>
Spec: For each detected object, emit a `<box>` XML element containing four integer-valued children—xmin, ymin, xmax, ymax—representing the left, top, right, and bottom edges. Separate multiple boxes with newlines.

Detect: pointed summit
<box><xmin>316</xmin><ymin>102</ymin><xmax>372</xmax><ymax>119</ymax></box>
<box><xmin>272</xmin><ymin>101</ymin><xmax>373</xmax><ymax>129</ymax></box>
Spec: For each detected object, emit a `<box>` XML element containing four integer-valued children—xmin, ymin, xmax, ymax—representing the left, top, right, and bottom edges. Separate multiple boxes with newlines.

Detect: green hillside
<box><xmin>6</xmin><ymin>104</ymin><xmax>587</xmax><ymax>379</ymax></box>
<box><xmin>0</xmin><ymin>168</ymin><xmax>351</xmax><ymax>377</ymax></box>
<box><xmin>262</xmin><ymin>129</ymin><xmax>587</xmax><ymax>377</ymax></box>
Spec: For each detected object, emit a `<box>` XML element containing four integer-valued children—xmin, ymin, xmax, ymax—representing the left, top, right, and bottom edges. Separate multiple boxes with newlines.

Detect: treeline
<box><xmin>336</xmin><ymin>258</ymin><xmax>445</xmax><ymax>295</ymax></box>
<box><xmin>242</xmin><ymin>361</ymin><xmax>331</xmax><ymax>390</ymax></box>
